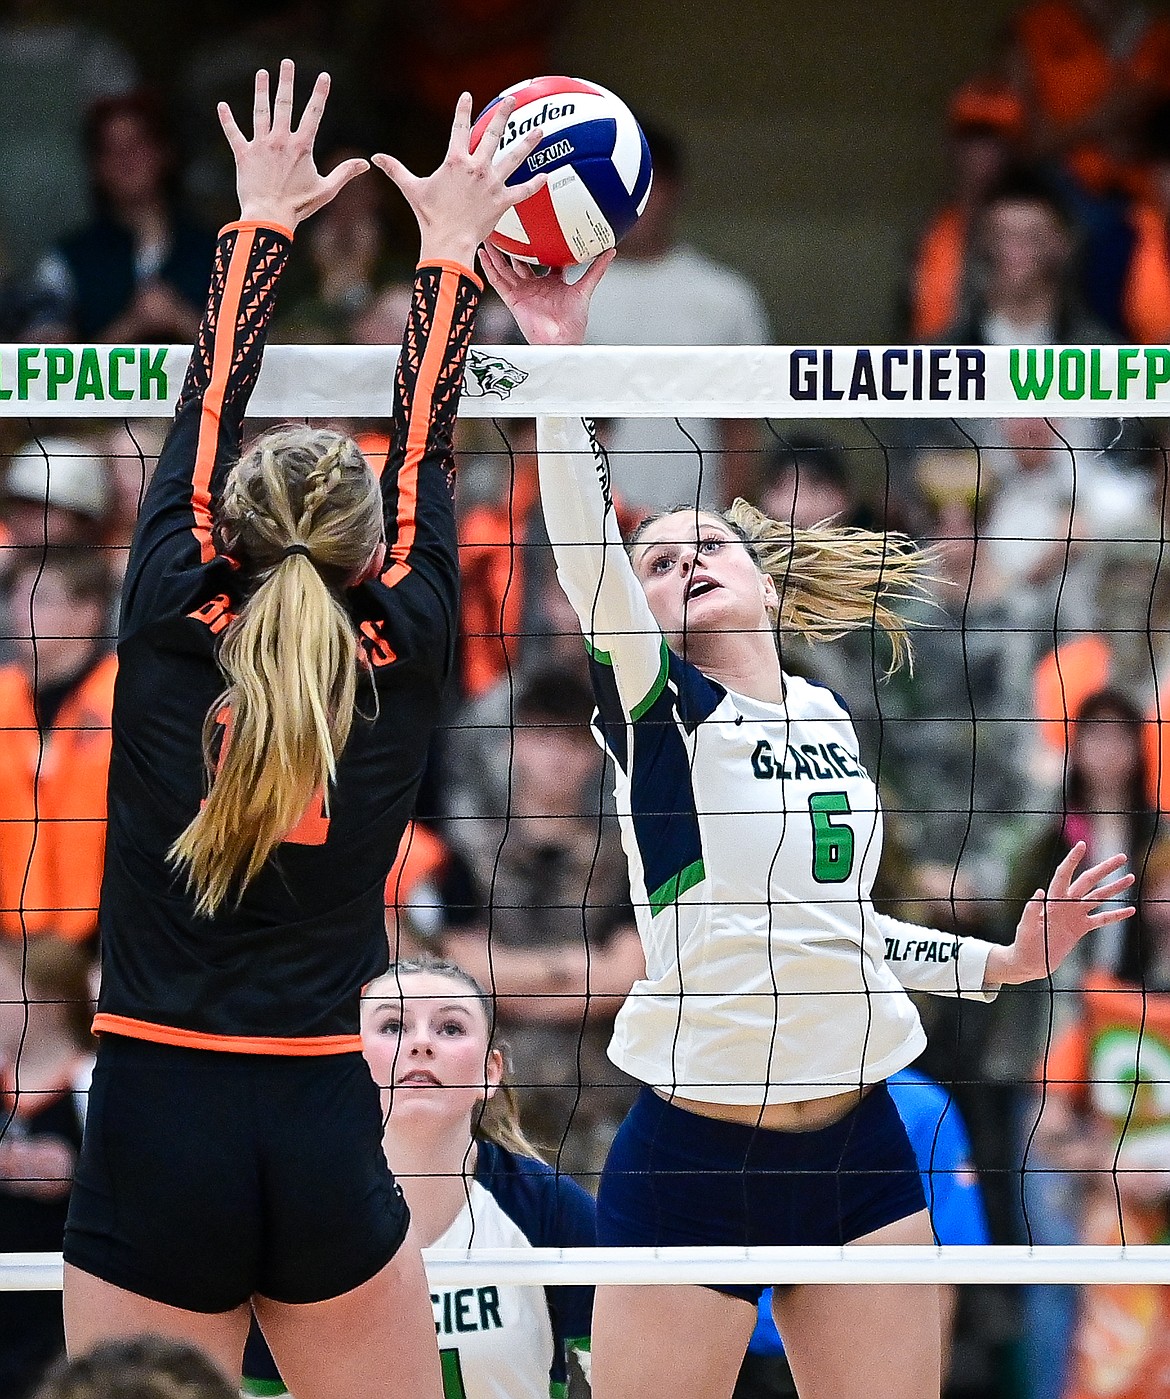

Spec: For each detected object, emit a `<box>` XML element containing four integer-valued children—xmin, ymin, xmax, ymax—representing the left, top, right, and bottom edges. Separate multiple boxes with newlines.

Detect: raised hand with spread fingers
<box><xmin>984</xmin><ymin>841</ymin><xmax>1135</xmax><ymax>988</ymax></box>
<box><xmin>373</xmin><ymin>92</ymin><xmax>548</xmax><ymax>268</ymax></box>
<box><xmin>217</xmin><ymin>58</ymin><xmax>369</xmax><ymax>232</ymax></box>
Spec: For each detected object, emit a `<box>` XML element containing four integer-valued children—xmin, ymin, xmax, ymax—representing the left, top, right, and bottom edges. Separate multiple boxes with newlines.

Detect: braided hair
<box><xmin>170</xmin><ymin>425</ymin><xmax>384</xmax><ymax>915</ymax></box>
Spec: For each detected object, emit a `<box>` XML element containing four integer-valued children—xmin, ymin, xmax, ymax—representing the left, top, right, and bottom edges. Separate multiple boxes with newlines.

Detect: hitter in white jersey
<box><xmin>481</xmin><ymin>243</ymin><xmax>1134</xmax><ymax>1399</ymax></box>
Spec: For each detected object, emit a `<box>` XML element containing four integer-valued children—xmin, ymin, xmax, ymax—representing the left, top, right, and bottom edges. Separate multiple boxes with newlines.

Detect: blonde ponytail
<box><xmin>724</xmin><ymin>498</ymin><xmax>933</xmax><ymax>673</ymax></box>
<box><xmin>170</xmin><ymin>426</ymin><xmax>384</xmax><ymax>916</ymax></box>
<box><xmin>474</xmin><ymin>1079</ymin><xmax>545</xmax><ymax>1161</ymax></box>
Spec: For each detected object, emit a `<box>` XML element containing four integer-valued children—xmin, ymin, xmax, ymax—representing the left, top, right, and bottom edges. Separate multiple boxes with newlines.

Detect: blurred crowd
<box><xmin>4</xmin><ymin>1</ymin><xmax>1170</xmax><ymax>1398</ymax></box>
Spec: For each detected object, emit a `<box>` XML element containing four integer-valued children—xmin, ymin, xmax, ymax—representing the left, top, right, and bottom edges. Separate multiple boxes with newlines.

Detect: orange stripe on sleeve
<box><xmin>224</xmin><ymin>218</ymin><xmax>294</xmax><ymax>241</ymax></box>
<box><xmin>190</xmin><ymin>225</ymin><xmax>256</xmax><ymax>564</ymax></box>
<box><xmin>380</xmin><ymin>267</ymin><xmax>461</xmax><ymax>591</ymax></box>
<box><xmin>416</xmin><ymin>258</ymin><xmax>483</xmax><ymax>290</ymax></box>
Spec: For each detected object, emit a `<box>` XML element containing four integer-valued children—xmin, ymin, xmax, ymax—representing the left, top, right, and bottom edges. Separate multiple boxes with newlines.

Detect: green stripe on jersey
<box><xmin>241</xmin><ymin>1381</ymin><xmax>287</xmax><ymax>1397</ymax></box>
<box><xmin>648</xmin><ymin>858</ymin><xmax>706</xmax><ymax>917</ymax></box>
<box><xmin>584</xmin><ymin>636</ymin><xmax>612</xmax><ymax>664</ymax></box>
<box><xmin>629</xmin><ymin>639</ymin><xmax>669</xmax><ymax>722</ymax></box>
<box><xmin>550</xmin><ymin>1384</ymin><xmax>568</xmax><ymax>1399</ymax></box>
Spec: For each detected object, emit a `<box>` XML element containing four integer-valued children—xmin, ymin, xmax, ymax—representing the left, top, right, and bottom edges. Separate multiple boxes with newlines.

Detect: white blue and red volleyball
<box><xmin>471</xmin><ymin>76</ymin><xmax>653</xmax><ymax>268</ymax></box>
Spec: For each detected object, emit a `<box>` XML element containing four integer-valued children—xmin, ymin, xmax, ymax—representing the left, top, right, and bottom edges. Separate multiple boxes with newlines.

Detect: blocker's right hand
<box><xmin>373</xmin><ymin>93</ymin><xmax>548</xmax><ymax>270</ymax></box>
<box><xmin>218</xmin><ymin>59</ymin><xmax>368</xmax><ymax>232</ymax></box>
<box><xmin>480</xmin><ymin>243</ymin><xmax>615</xmax><ymax>346</ymax></box>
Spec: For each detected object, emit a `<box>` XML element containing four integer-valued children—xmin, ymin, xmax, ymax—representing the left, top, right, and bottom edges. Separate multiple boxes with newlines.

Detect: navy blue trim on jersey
<box><xmin>628</xmin><ymin>686</ymin><xmax>706</xmax><ymax>918</ymax></box>
<box><xmin>587</xmin><ymin>651</ymin><xmax>629</xmax><ymax>772</ymax></box>
<box><xmin>599</xmin><ymin>1086</ymin><xmax>925</xmax><ymax>1304</ymax></box>
<box><xmin>475</xmin><ymin>1140</ymin><xmax>596</xmax><ymax>1376</ymax></box>
<box><xmin>666</xmin><ymin>650</ymin><xmax>725</xmax><ymax>733</ymax></box>
<box><xmin>584</xmin><ymin>643</ymin><xmax>720</xmax><ymax>918</ymax></box>
<box><xmin>802</xmin><ymin>678</ymin><xmax>853</xmax><ymax>719</ymax></box>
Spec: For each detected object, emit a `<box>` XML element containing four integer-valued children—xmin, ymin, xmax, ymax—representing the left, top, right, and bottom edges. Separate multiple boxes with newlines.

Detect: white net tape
<box><xmin>8</xmin><ymin>1245</ymin><xmax>1170</xmax><ymax>1290</ymax></box>
<box><xmin>0</xmin><ymin>343</ymin><xmax>1165</xmax><ymax>418</ymax></box>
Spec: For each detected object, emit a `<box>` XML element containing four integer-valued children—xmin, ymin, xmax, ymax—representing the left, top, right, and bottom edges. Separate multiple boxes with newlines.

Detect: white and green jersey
<box><xmin>537</xmin><ymin>415</ymin><xmax>997</xmax><ymax>1107</ymax></box>
<box><xmin>242</xmin><ymin>1142</ymin><xmax>593</xmax><ymax>1399</ymax></box>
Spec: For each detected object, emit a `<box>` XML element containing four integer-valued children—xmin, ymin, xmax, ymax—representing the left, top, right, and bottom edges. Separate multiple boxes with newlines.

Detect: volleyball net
<box><xmin>1</xmin><ymin>339</ymin><xmax>1170</xmax><ymax>1292</ymax></box>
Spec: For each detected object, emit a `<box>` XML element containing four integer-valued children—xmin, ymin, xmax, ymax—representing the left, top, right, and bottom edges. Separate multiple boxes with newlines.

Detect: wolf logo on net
<box><xmin>463</xmin><ymin>350</ymin><xmax>528</xmax><ymax>399</ymax></box>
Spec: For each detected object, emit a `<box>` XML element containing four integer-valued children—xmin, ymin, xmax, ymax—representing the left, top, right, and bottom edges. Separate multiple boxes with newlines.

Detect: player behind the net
<box><xmin>480</xmin><ymin>243</ymin><xmax>1135</xmax><ymax>1399</ymax></box>
<box><xmin>62</xmin><ymin>63</ymin><xmax>546</xmax><ymax>1399</ymax></box>
<box><xmin>242</xmin><ymin>958</ymin><xmax>596</xmax><ymax>1399</ymax></box>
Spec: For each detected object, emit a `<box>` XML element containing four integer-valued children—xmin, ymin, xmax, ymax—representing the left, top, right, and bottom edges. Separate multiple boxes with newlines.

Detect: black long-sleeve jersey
<box><xmin>93</xmin><ymin>222</ymin><xmax>481</xmax><ymax>1053</ymax></box>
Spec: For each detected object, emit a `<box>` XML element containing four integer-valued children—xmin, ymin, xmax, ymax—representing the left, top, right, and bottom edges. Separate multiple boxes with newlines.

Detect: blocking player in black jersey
<box><xmin>61</xmin><ymin>62</ymin><xmax>546</xmax><ymax>1399</ymax></box>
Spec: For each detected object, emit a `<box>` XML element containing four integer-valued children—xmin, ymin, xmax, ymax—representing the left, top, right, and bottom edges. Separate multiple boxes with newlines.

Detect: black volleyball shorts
<box><xmin>65</xmin><ymin>1033</ymin><xmax>409</xmax><ymax>1313</ymax></box>
<box><xmin>598</xmin><ymin>1083</ymin><xmax>926</xmax><ymax>1302</ymax></box>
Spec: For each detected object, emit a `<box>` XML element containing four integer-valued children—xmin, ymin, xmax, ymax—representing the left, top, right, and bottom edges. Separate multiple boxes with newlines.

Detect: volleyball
<box><xmin>471</xmin><ymin>76</ymin><xmax>653</xmax><ymax>268</ymax></box>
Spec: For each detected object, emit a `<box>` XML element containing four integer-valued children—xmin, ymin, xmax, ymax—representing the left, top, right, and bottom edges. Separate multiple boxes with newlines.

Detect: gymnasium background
<box><xmin>75</xmin><ymin>0</ymin><xmax>1029</xmax><ymax>342</ymax></box>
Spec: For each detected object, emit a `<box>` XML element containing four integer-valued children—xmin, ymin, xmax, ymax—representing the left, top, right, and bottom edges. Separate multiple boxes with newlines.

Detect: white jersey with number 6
<box><xmin>536</xmin><ymin>415</ymin><xmax>998</xmax><ymax>1107</ymax></box>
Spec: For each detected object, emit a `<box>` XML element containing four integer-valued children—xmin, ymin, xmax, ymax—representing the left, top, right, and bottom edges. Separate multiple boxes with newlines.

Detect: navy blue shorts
<box><xmin>597</xmin><ymin>1084</ymin><xmax>926</xmax><ymax>1302</ymax></box>
<box><xmin>65</xmin><ymin>1034</ymin><xmax>410</xmax><ymax>1313</ymax></box>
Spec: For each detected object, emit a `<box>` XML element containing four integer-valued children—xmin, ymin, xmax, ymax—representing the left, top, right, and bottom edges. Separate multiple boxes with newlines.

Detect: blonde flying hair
<box><xmin>376</xmin><ymin>958</ymin><xmax>544</xmax><ymax>1161</ymax></box>
<box><xmin>629</xmin><ymin>498</ymin><xmax>933</xmax><ymax>673</ymax></box>
<box><xmin>169</xmin><ymin>426</ymin><xmax>384</xmax><ymax>916</ymax></box>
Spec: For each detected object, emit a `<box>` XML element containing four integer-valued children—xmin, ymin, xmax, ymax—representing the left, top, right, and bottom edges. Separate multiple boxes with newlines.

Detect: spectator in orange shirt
<box><xmin>945</xmin><ymin>166</ymin><xmax>1113</xmax><ymax>344</ymax></box>
<box><xmin>456</xmin><ymin>418</ymin><xmax>640</xmax><ymax>702</ymax></box>
<box><xmin>1121</xmin><ymin>99</ymin><xmax>1170</xmax><ymax>343</ymax></box>
<box><xmin>383</xmin><ymin>0</ymin><xmax>565</xmax><ymax>127</ymax></box>
<box><xmin>1033</xmin><ymin>834</ymin><xmax>1170</xmax><ymax>1399</ymax></box>
<box><xmin>907</xmin><ymin>77</ymin><xmax>1024</xmax><ymax>342</ymax></box>
<box><xmin>1008</xmin><ymin>0</ymin><xmax>1170</xmax><ymax>195</ymax></box>
<box><xmin>999</xmin><ymin>688</ymin><xmax>1157</xmax><ymax>1399</ymax></box>
<box><xmin>0</xmin><ymin>548</ymin><xmax>116</xmax><ymax>944</ymax></box>
<box><xmin>1028</xmin><ymin>535</ymin><xmax>1170</xmax><ymax>807</ymax></box>
<box><xmin>384</xmin><ymin>818</ymin><xmax>450</xmax><ymax>957</ymax></box>
<box><xmin>1005</xmin><ymin>0</ymin><xmax>1170</xmax><ymax>330</ymax></box>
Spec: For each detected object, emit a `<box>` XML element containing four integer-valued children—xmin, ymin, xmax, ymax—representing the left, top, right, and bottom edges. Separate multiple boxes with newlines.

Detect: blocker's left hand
<box><xmin>983</xmin><ymin>842</ymin><xmax>1134</xmax><ymax>989</ymax></box>
<box><xmin>219</xmin><ymin>59</ymin><xmax>369</xmax><ymax>232</ymax></box>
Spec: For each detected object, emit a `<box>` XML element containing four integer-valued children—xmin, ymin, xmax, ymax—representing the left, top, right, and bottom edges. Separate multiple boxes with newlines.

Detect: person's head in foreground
<box><xmin>34</xmin><ymin>1336</ymin><xmax>237</xmax><ymax>1399</ymax></box>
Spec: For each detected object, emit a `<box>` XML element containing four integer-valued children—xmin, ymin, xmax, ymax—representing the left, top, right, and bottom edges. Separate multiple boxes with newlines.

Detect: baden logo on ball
<box><xmin>471</xmin><ymin>76</ymin><xmax>653</xmax><ymax>269</ymax></box>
